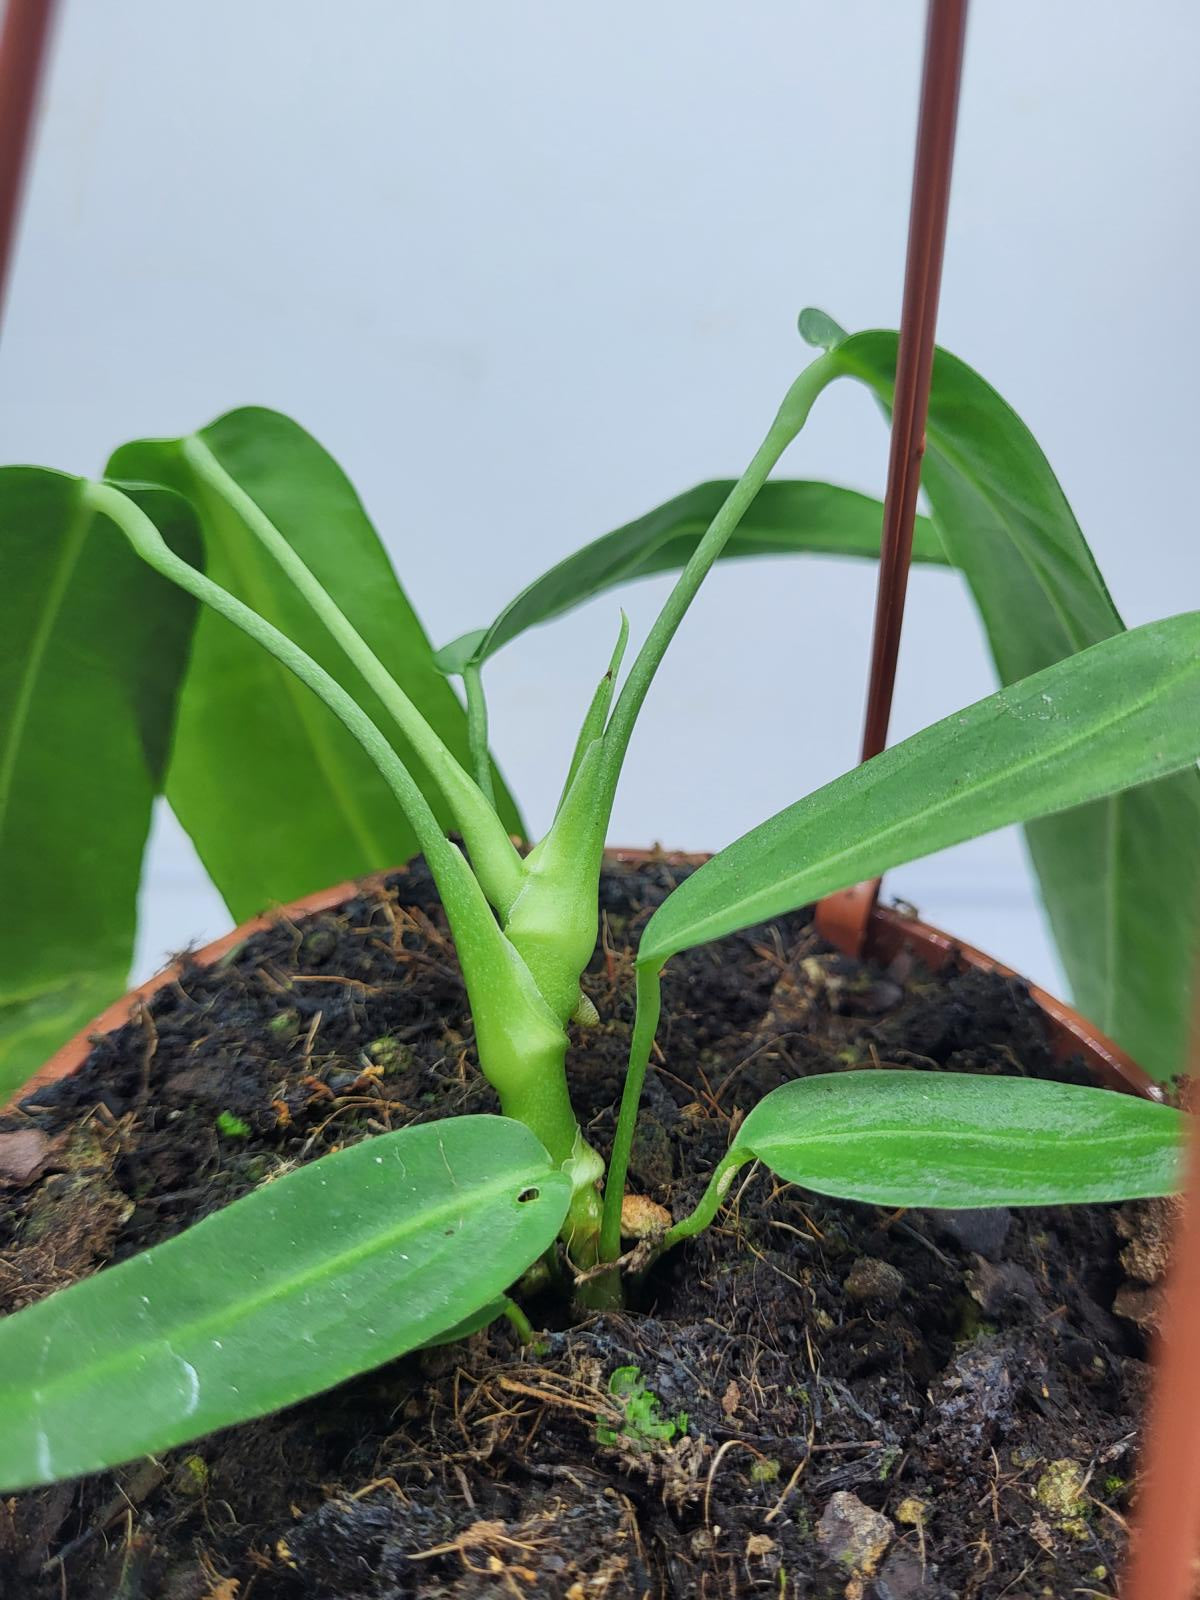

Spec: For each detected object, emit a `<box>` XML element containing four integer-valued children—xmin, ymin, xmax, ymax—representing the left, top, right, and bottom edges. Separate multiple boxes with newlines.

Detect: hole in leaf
<box><xmin>516</xmin><ymin>1187</ymin><xmax>540</xmax><ymax>1204</ymax></box>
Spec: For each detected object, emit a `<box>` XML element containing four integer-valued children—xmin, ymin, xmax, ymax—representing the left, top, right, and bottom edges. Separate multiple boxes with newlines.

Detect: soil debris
<box><xmin>0</xmin><ymin>858</ymin><xmax>1155</xmax><ymax>1598</ymax></box>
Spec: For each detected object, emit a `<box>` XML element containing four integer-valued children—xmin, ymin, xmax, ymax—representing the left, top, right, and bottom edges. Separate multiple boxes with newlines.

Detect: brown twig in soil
<box><xmin>406</xmin><ymin>1516</ymin><xmax>549</xmax><ymax>1596</ymax></box>
<box><xmin>747</xmin><ymin>927</ymin><xmax>790</xmax><ymax>972</ymax></box>
<box><xmin>889</xmin><ymin>1216</ymin><xmax>955</xmax><ymax>1269</ymax></box>
<box><xmin>733</xmin><ymin>1229</ymin><xmax>809</xmax><ymax>1295</ymax></box>
<box><xmin>711</xmin><ymin>1034</ymin><xmax>806</xmax><ymax>1106</ymax></box>
<box><xmin>290</xmin><ymin>972</ymin><xmax>384</xmax><ymax>993</ymax></box>
<box><xmin>702</xmin><ymin>1439</ymin><xmax>767</xmax><ymax>1530</ymax></box>
<box><xmin>253</xmin><ymin>963</ymin><xmax>293</xmax><ymax>995</ymax></box>
<box><xmin>131</xmin><ymin>1001</ymin><xmax>158</xmax><ymax>1104</ymax></box>
<box><xmin>763</xmin><ymin>1456</ymin><xmax>809</xmax><ymax>1524</ymax></box>
<box><xmin>651</xmin><ymin>1063</ymin><xmax>726</xmax><ymax>1124</ymax></box>
<box><xmin>497</xmin><ymin>1374</ymin><xmax>618</xmax><ymax>1422</ymax></box>
<box><xmin>300</xmin><ymin>1008</ymin><xmax>323</xmax><ymax>1060</ymax></box>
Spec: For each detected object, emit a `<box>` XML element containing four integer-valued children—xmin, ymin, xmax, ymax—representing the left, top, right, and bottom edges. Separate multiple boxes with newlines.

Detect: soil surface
<box><xmin>0</xmin><ymin>858</ymin><xmax>1159</xmax><ymax>1599</ymax></box>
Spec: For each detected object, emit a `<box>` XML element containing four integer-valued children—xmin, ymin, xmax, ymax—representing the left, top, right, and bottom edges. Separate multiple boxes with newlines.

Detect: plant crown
<box><xmin>0</xmin><ymin>316</ymin><xmax>1195</xmax><ymax>1490</ymax></box>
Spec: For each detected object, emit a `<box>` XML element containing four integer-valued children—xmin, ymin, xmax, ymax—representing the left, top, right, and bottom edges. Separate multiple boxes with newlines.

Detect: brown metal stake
<box><xmin>815</xmin><ymin>0</ymin><xmax>968</xmax><ymax>959</ymax></box>
<box><xmin>0</xmin><ymin>0</ymin><xmax>58</xmax><ymax>335</ymax></box>
<box><xmin>1123</xmin><ymin>967</ymin><xmax>1200</xmax><ymax>1600</ymax></box>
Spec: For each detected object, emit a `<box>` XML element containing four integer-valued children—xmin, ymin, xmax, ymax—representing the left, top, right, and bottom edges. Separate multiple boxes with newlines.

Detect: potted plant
<box><xmin>0</xmin><ymin>301</ymin><xmax>1198</xmax><ymax>1596</ymax></box>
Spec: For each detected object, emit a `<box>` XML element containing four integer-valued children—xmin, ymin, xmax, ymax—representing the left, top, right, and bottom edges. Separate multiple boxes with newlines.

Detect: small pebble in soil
<box><xmin>966</xmin><ymin>1254</ymin><xmax>1041</xmax><ymax>1319</ymax></box>
<box><xmin>843</xmin><ymin>1256</ymin><xmax>905</xmax><ymax>1306</ymax></box>
<box><xmin>816</xmin><ymin>1490</ymin><xmax>893</xmax><ymax>1576</ymax></box>
<box><xmin>620</xmin><ymin>1193</ymin><xmax>672</xmax><ymax>1239</ymax></box>
<box><xmin>874</xmin><ymin>1545</ymin><xmax>953</xmax><ymax>1599</ymax></box>
<box><xmin>0</xmin><ymin>1129</ymin><xmax>55</xmax><ymax>1187</ymax></box>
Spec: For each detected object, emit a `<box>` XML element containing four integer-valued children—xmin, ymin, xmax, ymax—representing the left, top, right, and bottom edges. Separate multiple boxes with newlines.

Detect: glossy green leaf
<box><xmin>0</xmin><ymin>1115</ymin><xmax>570</xmax><ymax>1490</ymax></box>
<box><xmin>418</xmin><ymin>1297</ymin><xmax>508</xmax><ymax>1348</ymax></box>
<box><xmin>434</xmin><ymin>481</ymin><xmax>945</xmax><ymax>673</ymax></box>
<box><xmin>640</xmin><ymin>612</ymin><xmax>1200</xmax><ymax>967</ymax></box>
<box><xmin>0</xmin><ymin>469</ymin><xmax>199</xmax><ymax>1099</ymax></box>
<box><xmin>109</xmin><ymin>410</ymin><xmax>522</xmax><ymax>921</ymax></box>
<box><xmin>801</xmin><ymin>311</ymin><xmax>1200</xmax><ymax>1082</ymax></box>
<box><xmin>729</xmin><ymin>1071</ymin><xmax>1183</xmax><ymax>1208</ymax></box>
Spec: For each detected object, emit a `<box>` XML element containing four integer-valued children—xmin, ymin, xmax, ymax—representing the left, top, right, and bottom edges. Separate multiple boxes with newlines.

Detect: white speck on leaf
<box><xmin>172</xmin><ymin>1353</ymin><xmax>201</xmax><ymax>1416</ymax></box>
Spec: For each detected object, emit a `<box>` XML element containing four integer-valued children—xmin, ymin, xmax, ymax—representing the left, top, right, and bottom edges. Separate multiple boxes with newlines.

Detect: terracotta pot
<box><xmin>6</xmin><ymin>852</ymin><xmax>1161</xmax><ymax>1112</ymax></box>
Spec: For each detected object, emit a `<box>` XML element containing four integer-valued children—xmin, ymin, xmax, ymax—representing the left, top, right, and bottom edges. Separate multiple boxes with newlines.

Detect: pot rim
<box><xmin>5</xmin><ymin>850</ymin><xmax>1161</xmax><ymax>1112</ymax></box>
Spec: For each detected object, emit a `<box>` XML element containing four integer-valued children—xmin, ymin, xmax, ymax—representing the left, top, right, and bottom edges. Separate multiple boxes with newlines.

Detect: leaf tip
<box><xmin>797</xmin><ymin>307</ymin><xmax>848</xmax><ymax>352</ymax></box>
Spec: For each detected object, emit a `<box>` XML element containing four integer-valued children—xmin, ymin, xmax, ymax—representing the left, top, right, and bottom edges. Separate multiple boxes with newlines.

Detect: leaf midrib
<box><xmin>7</xmin><ymin>1154</ymin><xmax>562</xmax><ymax>1415</ymax></box>
<box><xmin>747</xmin><ymin>1124</ymin><xmax>1168</xmax><ymax>1159</ymax></box>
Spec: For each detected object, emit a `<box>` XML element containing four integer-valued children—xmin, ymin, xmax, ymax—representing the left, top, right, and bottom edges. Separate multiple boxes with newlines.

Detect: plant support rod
<box><xmin>816</xmin><ymin>0</ymin><xmax>968</xmax><ymax>957</ymax></box>
<box><xmin>0</xmin><ymin>0</ymin><xmax>57</xmax><ymax>336</ymax></box>
<box><xmin>1123</xmin><ymin>959</ymin><xmax>1200</xmax><ymax>1600</ymax></box>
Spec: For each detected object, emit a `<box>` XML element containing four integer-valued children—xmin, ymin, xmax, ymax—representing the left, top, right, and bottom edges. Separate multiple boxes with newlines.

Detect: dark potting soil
<box><xmin>0</xmin><ymin>858</ymin><xmax>1161</xmax><ymax>1599</ymax></box>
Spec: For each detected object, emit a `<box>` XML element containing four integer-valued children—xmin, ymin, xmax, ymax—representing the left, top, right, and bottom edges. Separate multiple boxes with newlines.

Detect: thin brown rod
<box><xmin>1122</xmin><ymin>963</ymin><xmax>1200</xmax><ymax>1600</ymax></box>
<box><xmin>860</xmin><ymin>0</ymin><xmax>968</xmax><ymax>763</ymax></box>
<box><xmin>0</xmin><ymin>0</ymin><xmax>58</xmax><ymax>337</ymax></box>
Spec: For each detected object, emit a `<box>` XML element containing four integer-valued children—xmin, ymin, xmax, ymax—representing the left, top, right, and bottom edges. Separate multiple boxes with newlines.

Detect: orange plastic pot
<box><xmin>6</xmin><ymin>851</ymin><xmax>1161</xmax><ymax>1112</ymax></box>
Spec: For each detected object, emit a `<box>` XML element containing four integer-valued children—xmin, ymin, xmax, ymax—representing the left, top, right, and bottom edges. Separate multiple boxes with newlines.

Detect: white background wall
<box><xmin>2</xmin><ymin>1</ymin><xmax>1197</xmax><ymax>994</ymax></box>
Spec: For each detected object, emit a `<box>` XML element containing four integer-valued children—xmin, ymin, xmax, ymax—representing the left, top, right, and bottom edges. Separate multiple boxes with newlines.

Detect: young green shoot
<box><xmin>1</xmin><ymin>330</ymin><xmax>1194</xmax><ymax>1494</ymax></box>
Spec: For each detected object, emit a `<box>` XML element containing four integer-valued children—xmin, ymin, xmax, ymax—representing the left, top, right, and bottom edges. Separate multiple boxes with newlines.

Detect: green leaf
<box><xmin>108</xmin><ymin>409</ymin><xmax>522</xmax><ymax>921</ymax></box>
<box><xmin>729</xmin><ymin>1070</ymin><xmax>1184</xmax><ymax>1208</ymax></box>
<box><xmin>417</xmin><ymin>1297</ymin><xmax>508</xmax><ymax>1348</ymax></box>
<box><xmin>435</xmin><ymin>481</ymin><xmax>945</xmax><ymax>673</ymax></box>
<box><xmin>801</xmin><ymin>313</ymin><xmax>1200</xmax><ymax>1081</ymax></box>
<box><xmin>640</xmin><ymin>612</ymin><xmax>1200</xmax><ymax>968</ymax></box>
<box><xmin>0</xmin><ymin>1115</ymin><xmax>570</xmax><ymax>1490</ymax></box>
<box><xmin>0</xmin><ymin>469</ymin><xmax>199</xmax><ymax>1100</ymax></box>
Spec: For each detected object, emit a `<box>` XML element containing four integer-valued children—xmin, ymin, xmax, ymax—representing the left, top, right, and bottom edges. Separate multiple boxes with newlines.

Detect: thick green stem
<box><xmin>490</xmin><ymin>1033</ymin><xmax>580</xmax><ymax>1171</ymax></box>
<box><xmin>516</xmin><ymin>358</ymin><xmax>842</xmax><ymax>1022</ymax></box>
<box><xmin>503</xmin><ymin>740</ymin><xmax>610</xmax><ymax>1026</ymax></box>
<box><xmin>468</xmin><ymin>1010</ymin><xmax>604</xmax><ymax>1266</ymax></box>
<box><xmin>599</xmin><ymin>962</ymin><xmax>662</xmax><ymax>1260</ymax></box>
<box><xmin>179</xmin><ymin>438</ymin><xmax>523</xmax><ymax>917</ymax></box>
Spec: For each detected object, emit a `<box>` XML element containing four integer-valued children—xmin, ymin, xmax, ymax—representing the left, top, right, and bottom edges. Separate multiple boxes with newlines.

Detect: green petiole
<box><xmin>179</xmin><ymin>438</ymin><xmax>523</xmax><ymax>917</ymax></box>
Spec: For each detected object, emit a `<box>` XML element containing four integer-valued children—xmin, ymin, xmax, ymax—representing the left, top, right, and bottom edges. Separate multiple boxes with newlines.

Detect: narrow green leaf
<box><xmin>0</xmin><ymin>470</ymin><xmax>199</xmax><ymax>1099</ymax></box>
<box><xmin>802</xmin><ymin>313</ymin><xmax>1200</xmax><ymax>1081</ymax></box>
<box><xmin>418</xmin><ymin>1297</ymin><xmax>508</xmax><ymax>1348</ymax></box>
<box><xmin>729</xmin><ymin>1070</ymin><xmax>1184</xmax><ymax>1208</ymax></box>
<box><xmin>640</xmin><ymin>612</ymin><xmax>1200</xmax><ymax>968</ymax></box>
<box><xmin>0</xmin><ymin>1115</ymin><xmax>570</xmax><ymax>1490</ymax></box>
<box><xmin>435</xmin><ymin>481</ymin><xmax>945</xmax><ymax>673</ymax></box>
<box><xmin>108</xmin><ymin>410</ymin><xmax>522</xmax><ymax>920</ymax></box>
